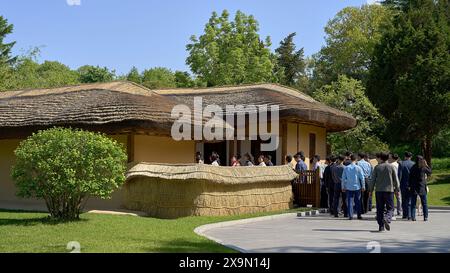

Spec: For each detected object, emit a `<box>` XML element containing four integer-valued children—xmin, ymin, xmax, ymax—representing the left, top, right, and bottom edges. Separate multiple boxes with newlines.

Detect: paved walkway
<box><xmin>202</xmin><ymin>209</ymin><xmax>450</xmax><ymax>253</ymax></box>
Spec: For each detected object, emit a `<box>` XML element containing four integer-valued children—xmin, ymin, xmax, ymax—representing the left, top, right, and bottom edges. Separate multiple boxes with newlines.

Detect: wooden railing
<box><xmin>292</xmin><ymin>169</ymin><xmax>321</xmax><ymax>208</ymax></box>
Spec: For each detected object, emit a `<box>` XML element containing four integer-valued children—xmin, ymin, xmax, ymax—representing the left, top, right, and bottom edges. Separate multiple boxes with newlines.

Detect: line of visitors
<box><xmin>320</xmin><ymin>151</ymin><xmax>431</xmax><ymax>232</ymax></box>
<box><xmin>196</xmin><ymin>149</ymin><xmax>432</xmax><ymax>232</ymax></box>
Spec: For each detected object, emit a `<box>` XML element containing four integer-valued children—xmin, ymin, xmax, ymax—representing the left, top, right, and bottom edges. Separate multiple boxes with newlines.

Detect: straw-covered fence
<box><xmin>124</xmin><ymin>163</ymin><xmax>298</xmax><ymax>218</ymax></box>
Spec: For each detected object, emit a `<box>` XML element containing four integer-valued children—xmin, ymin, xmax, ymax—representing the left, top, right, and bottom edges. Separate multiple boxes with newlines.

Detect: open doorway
<box><xmin>251</xmin><ymin>138</ymin><xmax>277</xmax><ymax>165</ymax></box>
<box><xmin>203</xmin><ymin>141</ymin><xmax>227</xmax><ymax>165</ymax></box>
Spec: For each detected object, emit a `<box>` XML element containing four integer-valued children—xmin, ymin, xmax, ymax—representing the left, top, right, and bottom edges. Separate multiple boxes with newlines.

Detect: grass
<box><xmin>393</xmin><ymin>158</ymin><xmax>450</xmax><ymax>206</ymax></box>
<box><xmin>0</xmin><ymin>207</ymin><xmax>309</xmax><ymax>253</ymax></box>
<box><xmin>427</xmin><ymin>169</ymin><xmax>450</xmax><ymax>206</ymax></box>
<box><xmin>370</xmin><ymin>158</ymin><xmax>450</xmax><ymax>207</ymax></box>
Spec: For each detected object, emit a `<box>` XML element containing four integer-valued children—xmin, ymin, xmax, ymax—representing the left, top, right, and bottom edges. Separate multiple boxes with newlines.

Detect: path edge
<box><xmin>194</xmin><ymin>210</ymin><xmax>319</xmax><ymax>253</ymax></box>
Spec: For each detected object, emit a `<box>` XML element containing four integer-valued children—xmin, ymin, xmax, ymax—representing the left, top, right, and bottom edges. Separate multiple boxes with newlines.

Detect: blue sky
<box><xmin>1</xmin><ymin>0</ymin><xmax>370</xmax><ymax>75</ymax></box>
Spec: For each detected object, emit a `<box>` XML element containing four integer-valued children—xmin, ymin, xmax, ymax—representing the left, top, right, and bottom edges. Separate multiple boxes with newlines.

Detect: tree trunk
<box><xmin>421</xmin><ymin>136</ymin><xmax>432</xmax><ymax>167</ymax></box>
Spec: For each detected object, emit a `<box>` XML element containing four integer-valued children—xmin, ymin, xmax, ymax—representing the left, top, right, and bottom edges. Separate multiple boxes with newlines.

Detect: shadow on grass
<box><xmin>439</xmin><ymin>197</ymin><xmax>450</xmax><ymax>206</ymax></box>
<box><xmin>0</xmin><ymin>208</ymin><xmax>47</xmax><ymax>213</ymax></box>
<box><xmin>429</xmin><ymin>174</ymin><xmax>450</xmax><ymax>185</ymax></box>
<box><xmin>0</xmin><ymin>215</ymin><xmax>88</xmax><ymax>226</ymax></box>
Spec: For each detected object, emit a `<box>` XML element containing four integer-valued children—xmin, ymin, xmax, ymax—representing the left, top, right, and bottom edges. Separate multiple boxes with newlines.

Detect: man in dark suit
<box><xmin>400</xmin><ymin>152</ymin><xmax>415</xmax><ymax>219</ymax></box>
<box><xmin>332</xmin><ymin>155</ymin><xmax>347</xmax><ymax>218</ymax></box>
<box><xmin>323</xmin><ymin>155</ymin><xmax>336</xmax><ymax>215</ymax></box>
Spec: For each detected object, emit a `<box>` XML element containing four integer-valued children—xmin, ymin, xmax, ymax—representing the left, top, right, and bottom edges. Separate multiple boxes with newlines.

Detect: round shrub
<box><xmin>11</xmin><ymin>127</ymin><xmax>127</xmax><ymax>220</ymax></box>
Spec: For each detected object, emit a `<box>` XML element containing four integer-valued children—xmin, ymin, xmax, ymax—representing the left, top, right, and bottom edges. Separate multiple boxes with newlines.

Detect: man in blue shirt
<box><xmin>342</xmin><ymin>154</ymin><xmax>366</xmax><ymax>220</ymax></box>
<box><xmin>295</xmin><ymin>152</ymin><xmax>308</xmax><ymax>183</ymax></box>
<box><xmin>295</xmin><ymin>153</ymin><xmax>308</xmax><ymax>172</ymax></box>
<box><xmin>400</xmin><ymin>152</ymin><xmax>415</xmax><ymax>219</ymax></box>
<box><xmin>357</xmin><ymin>152</ymin><xmax>372</xmax><ymax>214</ymax></box>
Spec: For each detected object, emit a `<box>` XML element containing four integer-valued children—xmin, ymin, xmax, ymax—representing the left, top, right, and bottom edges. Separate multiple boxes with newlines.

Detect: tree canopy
<box><xmin>367</xmin><ymin>0</ymin><xmax>450</xmax><ymax>163</ymax></box>
<box><xmin>0</xmin><ymin>15</ymin><xmax>16</xmax><ymax>65</ymax></box>
<box><xmin>140</xmin><ymin>67</ymin><xmax>176</xmax><ymax>89</ymax></box>
<box><xmin>0</xmin><ymin>50</ymin><xmax>80</xmax><ymax>91</ymax></box>
<box><xmin>77</xmin><ymin>65</ymin><xmax>115</xmax><ymax>83</ymax></box>
<box><xmin>186</xmin><ymin>10</ymin><xmax>275</xmax><ymax>86</ymax></box>
<box><xmin>274</xmin><ymin>32</ymin><xmax>307</xmax><ymax>88</ymax></box>
<box><xmin>313</xmin><ymin>75</ymin><xmax>387</xmax><ymax>154</ymax></box>
<box><xmin>311</xmin><ymin>4</ymin><xmax>393</xmax><ymax>88</ymax></box>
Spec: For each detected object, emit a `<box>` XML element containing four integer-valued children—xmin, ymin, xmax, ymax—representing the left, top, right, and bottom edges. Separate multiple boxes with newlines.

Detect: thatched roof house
<box><xmin>0</xmin><ymin>81</ymin><xmax>356</xmax><ymax>215</ymax></box>
<box><xmin>156</xmin><ymin>83</ymin><xmax>355</xmax><ymax>132</ymax></box>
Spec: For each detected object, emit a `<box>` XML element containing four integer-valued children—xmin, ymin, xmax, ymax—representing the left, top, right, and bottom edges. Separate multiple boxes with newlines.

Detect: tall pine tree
<box><xmin>0</xmin><ymin>15</ymin><xmax>16</xmax><ymax>65</ymax></box>
<box><xmin>367</xmin><ymin>0</ymin><xmax>450</xmax><ymax>164</ymax></box>
<box><xmin>275</xmin><ymin>32</ymin><xmax>306</xmax><ymax>87</ymax></box>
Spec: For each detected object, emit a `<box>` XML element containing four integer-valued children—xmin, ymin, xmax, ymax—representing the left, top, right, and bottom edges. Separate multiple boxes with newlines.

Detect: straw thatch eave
<box><xmin>155</xmin><ymin>83</ymin><xmax>357</xmax><ymax>132</ymax></box>
<box><xmin>126</xmin><ymin>162</ymin><xmax>298</xmax><ymax>184</ymax></box>
<box><xmin>0</xmin><ymin>81</ymin><xmax>221</xmax><ymax>139</ymax></box>
<box><xmin>0</xmin><ymin>81</ymin><xmax>356</xmax><ymax>139</ymax></box>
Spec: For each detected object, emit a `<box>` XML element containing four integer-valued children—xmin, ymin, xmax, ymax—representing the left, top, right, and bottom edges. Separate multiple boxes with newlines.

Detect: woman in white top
<box><xmin>388</xmin><ymin>152</ymin><xmax>402</xmax><ymax>216</ymax></box>
<box><xmin>257</xmin><ymin>155</ymin><xmax>266</xmax><ymax>166</ymax></box>
<box><xmin>210</xmin><ymin>152</ymin><xmax>220</xmax><ymax>166</ymax></box>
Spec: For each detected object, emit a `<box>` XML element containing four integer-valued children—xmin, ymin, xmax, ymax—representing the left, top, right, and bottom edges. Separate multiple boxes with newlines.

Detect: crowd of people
<box><xmin>195</xmin><ymin>151</ymin><xmax>274</xmax><ymax>167</ymax></box>
<box><xmin>195</xmin><ymin>149</ymin><xmax>432</xmax><ymax>232</ymax></box>
<box><xmin>292</xmin><ymin>150</ymin><xmax>432</xmax><ymax>232</ymax></box>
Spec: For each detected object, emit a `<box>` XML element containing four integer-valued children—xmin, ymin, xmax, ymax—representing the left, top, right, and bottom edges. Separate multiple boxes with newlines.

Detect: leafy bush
<box><xmin>389</xmin><ymin>143</ymin><xmax>422</xmax><ymax>158</ymax></box>
<box><xmin>432</xmin><ymin>129</ymin><xmax>450</xmax><ymax>158</ymax></box>
<box><xmin>431</xmin><ymin>158</ymin><xmax>450</xmax><ymax>171</ymax></box>
<box><xmin>12</xmin><ymin>127</ymin><xmax>127</xmax><ymax>220</ymax></box>
<box><xmin>314</xmin><ymin>75</ymin><xmax>388</xmax><ymax>154</ymax></box>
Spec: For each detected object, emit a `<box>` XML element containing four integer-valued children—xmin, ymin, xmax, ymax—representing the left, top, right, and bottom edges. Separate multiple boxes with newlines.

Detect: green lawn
<box><xmin>0</xmin><ymin>207</ymin><xmax>308</xmax><ymax>253</ymax></box>
<box><xmin>428</xmin><ymin>170</ymin><xmax>450</xmax><ymax>206</ymax></box>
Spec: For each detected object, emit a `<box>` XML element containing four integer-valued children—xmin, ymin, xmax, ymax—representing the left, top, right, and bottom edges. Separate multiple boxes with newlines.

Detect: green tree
<box><xmin>77</xmin><ymin>65</ymin><xmax>115</xmax><ymax>83</ymax></box>
<box><xmin>431</xmin><ymin>128</ymin><xmax>450</xmax><ymax>158</ymax></box>
<box><xmin>12</xmin><ymin>128</ymin><xmax>127</xmax><ymax>220</ymax></box>
<box><xmin>35</xmin><ymin>61</ymin><xmax>80</xmax><ymax>87</ymax></box>
<box><xmin>0</xmin><ymin>50</ymin><xmax>80</xmax><ymax>91</ymax></box>
<box><xmin>141</xmin><ymin>67</ymin><xmax>176</xmax><ymax>89</ymax></box>
<box><xmin>275</xmin><ymin>32</ymin><xmax>306</xmax><ymax>87</ymax></box>
<box><xmin>313</xmin><ymin>75</ymin><xmax>388</xmax><ymax>154</ymax></box>
<box><xmin>367</xmin><ymin>0</ymin><xmax>450</xmax><ymax>164</ymax></box>
<box><xmin>0</xmin><ymin>15</ymin><xmax>16</xmax><ymax>65</ymax></box>
<box><xmin>186</xmin><ymin>10</ymin><xmax>274</xmax><ymax>86</ymax></box>
<box><xmin>0</xmin><ymin>61</ymin><xmax>13</xmax><ymax>90</ymax></box>
<box><xmin>311</xmin><ymin>4</ymin><xmax>393</xmax><ymax>88</ymax></box>
<box><xmin>126</xmin><ymin>66</ymin><xmax>142</xmax><ymax>84</ymax></box>
<box><xmin>174</xmin><ymin>71</ymin><xmax>196</xmax><ymax>87</ymax></box>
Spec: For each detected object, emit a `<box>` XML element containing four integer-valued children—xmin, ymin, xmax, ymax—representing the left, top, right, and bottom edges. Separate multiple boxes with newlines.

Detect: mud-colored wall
<box><xmin>285</xmin><ymin>122</ymin><xmax>327</xmax><ymax>168</ymax></box>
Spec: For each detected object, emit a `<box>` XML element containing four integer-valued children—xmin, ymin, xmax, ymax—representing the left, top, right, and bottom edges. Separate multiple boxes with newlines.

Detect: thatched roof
<box><xmin>0</xmin><ymin>81</ymin><xmax>355</xmax><ymax>139</ymax></box>
<box><xmin>0</xmin><ymin>81</ymin><xmax>203</xmax><ymax>139</ymax></box>
<box><xmin>126</xmin><ymin>162</ymin><xmax>298</xmax><ymax>184</ymax></box>
<box><xmin>156</xmin><ymin>83</ymin><xmax>356</xmax><ymax>132</ymax></box>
